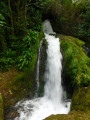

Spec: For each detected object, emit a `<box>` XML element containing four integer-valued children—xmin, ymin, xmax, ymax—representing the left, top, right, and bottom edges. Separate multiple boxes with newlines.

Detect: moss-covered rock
<box><xmin>59</xmin><ymin>35</ymin><xmax>90</xmax><ymax>87</ymax></box>
<box><xmin>44</xmin><ymin>110</ymin><xmax>90</xmax><ymax>120</ymax></box>
<box><xmin>71</xmin><ymin>86</ymin><xmax>90</xmax><ymax>111</ymax></box>
<box><xmin>0</xmin><ymin>93</ymin><xmax>4</xmax><ymax>120</ymax></box>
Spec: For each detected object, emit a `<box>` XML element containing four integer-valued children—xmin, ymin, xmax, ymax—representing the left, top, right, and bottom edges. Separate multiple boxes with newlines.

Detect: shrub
<box><xmin>17</xmin><ymin>29</ymin><xmax>40</xmax><ymax>70</ymax></box>
<box><xmin>0</xmin><ymin>49</ymin><xmax>16</xmax><ymax>71</ymax></box>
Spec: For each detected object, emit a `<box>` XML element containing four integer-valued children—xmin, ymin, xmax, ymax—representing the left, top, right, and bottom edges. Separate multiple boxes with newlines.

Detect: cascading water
<box><xmin>35</xmin><ymin>40</ymin><xmax>42</xmax><ymax>97</ymax></box>
<box><xmin>14</xmin><ymin>20</ymin><xmax>71</xmax><ymax>120</ymax></box>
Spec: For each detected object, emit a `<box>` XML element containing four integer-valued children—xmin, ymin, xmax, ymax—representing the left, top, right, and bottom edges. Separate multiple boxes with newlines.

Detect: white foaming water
<box><xmin>35</xmin><ymin>40</ymin><xmax>42</xmax><ymax>97</ymax></box>
<box><xmin>15</xmin><ymin>20</ymin><xmax>71</xmax><ymax>120</ymax></box>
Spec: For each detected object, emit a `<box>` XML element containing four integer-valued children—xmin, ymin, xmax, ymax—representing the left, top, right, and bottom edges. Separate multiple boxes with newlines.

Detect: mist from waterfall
<box><xmin>14</xmin><ymin>20</ymin><xmax>71</xmax><ymax>120</ymax></box>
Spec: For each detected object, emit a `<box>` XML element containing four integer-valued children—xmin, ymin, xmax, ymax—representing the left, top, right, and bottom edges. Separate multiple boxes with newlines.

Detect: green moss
<box><xmin>71</xmin><ymin>86</ymin><xmax>90</xmax><ymax>111</ymax></box>
<box><xmin>0</xmin><ymin>93</ymin><xmax>4</xmax><ymax>120</ymax></box>
<box><xmin>66</xmin><ymin>36</ymin><xmax>85</xmax><ymax>47</ymax></box>
<box><xmin>60</xmin><ymin>35</ymin><xmax>90</xmax><ymax>87</ymax></box>
<box><xmin>44</xmin><ymin>110</ymin><xmax>90</xmax><ymax>120</ymax></box>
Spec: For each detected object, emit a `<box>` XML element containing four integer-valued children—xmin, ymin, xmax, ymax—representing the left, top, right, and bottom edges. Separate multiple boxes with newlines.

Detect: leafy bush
<box><xmin>0</xmin><ymin>29</ymin><xmax>41</xmax><ymax>71</ymax></box>
<box><xmin>17</xmin><ymin>29</ymin><xmax>40</xmax><ymax>70</ymax></box>
<box><xmin>0</xmin><ymin>49</ymin><xmax>16</xmax><ymax>71</ymax></box>
<box><xmin>0</xmin><ymin>13</ymin><xmax>5</xmax><ymax>27</ymax></box>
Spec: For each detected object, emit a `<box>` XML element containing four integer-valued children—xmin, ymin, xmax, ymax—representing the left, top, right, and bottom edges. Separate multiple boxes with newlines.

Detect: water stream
<box><xmin>35</xmin><ymin>40</ymin><xmax>42</xmax><ymax>97</ymax></box>
<box><xmin>15</xmin><ymin>20</ymin><xmax>71</xmax><ymax>120</ymax></box>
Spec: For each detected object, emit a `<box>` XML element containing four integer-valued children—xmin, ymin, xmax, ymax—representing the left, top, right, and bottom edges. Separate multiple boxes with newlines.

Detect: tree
<box><xmin>0</xmin><ymin>13</ymin><xmax>7</xmax><ymax>52</ymax></box>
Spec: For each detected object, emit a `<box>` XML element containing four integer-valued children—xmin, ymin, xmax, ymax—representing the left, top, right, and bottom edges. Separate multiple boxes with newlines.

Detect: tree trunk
<box><xmin>8</xmin><ymin>0</ymin><xmax>14</xmax><ymax>36</ymax></box>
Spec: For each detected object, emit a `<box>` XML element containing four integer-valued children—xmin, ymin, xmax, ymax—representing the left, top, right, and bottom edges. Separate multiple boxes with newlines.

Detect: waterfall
<box><xmin>15</xmin><ymin>20</ymin><xmax>71</xmax><ymax>120</ymax></box>
<box><xmin>35</xmin><ymin>40</ymin><xmax>42</xmax><ymax>97</ymax></box>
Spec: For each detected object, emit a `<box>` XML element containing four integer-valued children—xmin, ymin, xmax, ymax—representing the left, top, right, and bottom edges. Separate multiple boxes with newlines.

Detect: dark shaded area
<box><xmin>42</xmin><ymin>0</ymin><xmax>90</xmax><ymax>49</ymax></box>
<box><xmin>38</xmin><ymin>39</ymin><xmax>47</xmax><ymax>97</ymax></box>
<box><xmin>62</xmin><ymin>60</ymin><xmax>74</xmax><ymax>99</ymax></box>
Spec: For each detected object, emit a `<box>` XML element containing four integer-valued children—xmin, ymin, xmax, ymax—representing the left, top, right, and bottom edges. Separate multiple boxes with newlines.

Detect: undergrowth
<box><xmin>0</xmin><ymin>29</ymin><xmax>43</xmax><ymax>71</ymax></box>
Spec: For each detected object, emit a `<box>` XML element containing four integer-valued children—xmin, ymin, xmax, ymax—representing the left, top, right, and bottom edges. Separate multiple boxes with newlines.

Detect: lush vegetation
<box><xmin>0</xmin><ymin>0</ymin><xmax>45</xmax><ymax>71</ymax></box>
<box><xmin>0</xmin><ymin>0</ymin><xmax>46</xmax><ymax>111</ymax></box>
<box><xmin>0</xmin><ymin>0</ymin><xmax>90</xmax><ymax>71</ymax></box>
<box><xmin>0</xmin><ymin>1</ymin><xmax>90</xmax><ymax>118</ymax></box>
<box><xmin>44</xmin><ymin>0</ymin><xmax>90</xmax><ymax>47</ymax></box>
<box><xmin>60</xmin><ymin>35</ymin><xmax>90</xmax><ymax>88</ymax></box>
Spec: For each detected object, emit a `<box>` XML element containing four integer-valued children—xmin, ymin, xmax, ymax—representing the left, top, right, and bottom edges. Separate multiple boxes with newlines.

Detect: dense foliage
<box><xmin>0</xmin><ymin>0</ymin><xmax>45</xmax><ymax>71</ymax></box>
<box><xmin>0</xmin><ymin>0</ymin><xmax>90</xmax><ymax>71</ymax></box>
<box><xmin>77</xmin><ymin>1</ymin><xmax>90</xmax><ymax>44</ymax></box>
<box><xmin>43</xmin><ymin>0</ymin><xmax>90</xmax><ymax>47</ymax></box>
<box><xmin>17</xmin><ymin>30</ymin><xmax>40</xmax><ymax>70</ymax></box>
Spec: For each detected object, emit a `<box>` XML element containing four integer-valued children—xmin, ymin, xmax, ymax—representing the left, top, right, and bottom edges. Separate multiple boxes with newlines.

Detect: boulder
<box><xmin>71</xmin><ymin>86</ymin><xmax>90</xmax><ymax>111</ymax></box>
<box><xmin>44</xmin><ymin>110</ymin><xmax>90</xmax><ymax>120</ymax></box>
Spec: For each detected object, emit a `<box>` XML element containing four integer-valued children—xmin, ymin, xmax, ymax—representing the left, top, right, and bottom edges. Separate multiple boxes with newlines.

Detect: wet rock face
<box><xmin>5</xmin><ymin>107</ymin><xmax>19</xmax><ymax>120</ymax></box>
<box><xmin>83</xmin><ymin>46</ymin><xmax>90</xmax><ymax>57</ymax></box>
<box><xmin>0</xmin><ymin>93</ymin><xmax>4</xmax><ymax>120</ymax></box>
<box><xmin>38</xmin><ymin>39</ymin><xmax>47</xmax><ymax>96</ymax></box>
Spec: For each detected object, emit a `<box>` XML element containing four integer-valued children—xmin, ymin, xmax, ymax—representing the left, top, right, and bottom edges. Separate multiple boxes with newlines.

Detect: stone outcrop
<box><xmin>71</xmin><ymin>86</ymin><xmax>90</xmax><ymax>111</ymax></box>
